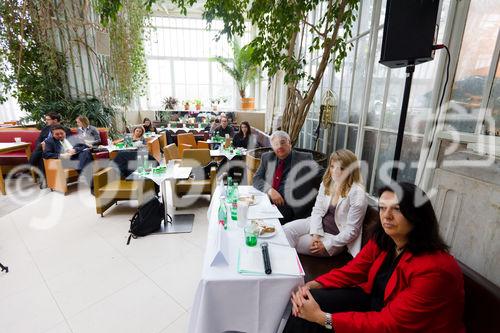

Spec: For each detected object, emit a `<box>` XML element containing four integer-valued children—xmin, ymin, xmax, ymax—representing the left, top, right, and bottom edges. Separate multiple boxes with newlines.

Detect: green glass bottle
<box><xmin>218</xmin><ymin>197</ymin><xmax>227</xmax><ymax>230</ymax></box>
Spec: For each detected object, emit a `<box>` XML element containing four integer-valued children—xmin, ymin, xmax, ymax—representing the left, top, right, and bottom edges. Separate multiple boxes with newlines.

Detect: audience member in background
<box><xmin>252</xmin><ymin>131</ymin><xmax>322</xmax><ymax>224</ymax></box>
<box><xmin>284</xmin><ymin>149</ymin><xmax>367</xmax><ymax>258</ymax></box>
<box><xmin>142</xmin><ymin>117</ymin><xmax>156</xmax><ymax>133</ymax></box>
<box><xmin>233</xmin><ymin>121</ymin><xmax>257</xmax><ymax>149</ymax></box>
<box><xmin>29</xmin><ymin>112</ymin><xmax>72</xmax><ymax>185</ymax></box>
<box><xmin>113</xmin><ymin>126</ymin><xmax>146</xmax><ymax>147</ymax></box>
<box><xmin>131</xmin><ymin>126</ymin><xmax>146</xmax><ymax>143</ymax></box>
<box><xmin>213</xmin><ymin>115</ymin><xmax>234</xmax><ymax>137</ymax></box>
<box><xmin>284</xmin><ymin>182</ymin><xmax>465</xmax><ymax>333</ymax></box>
<box><xmin>76</xmin><ymin>115</ymin><xmax>101</xmax><ymax>147</ymax></box>
<box><xmin>209</xmin><ymin>118</ymin><xmax>220</xmax><ymax>133</ymax></box>
<box><xmin>42</xmin><ymin>125</ymin><xmax>93</xmax><ymax>184</ymax></box>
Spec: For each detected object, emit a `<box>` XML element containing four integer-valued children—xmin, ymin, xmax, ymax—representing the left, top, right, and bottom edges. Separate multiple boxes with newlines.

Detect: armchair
<box><xmin>43</xmin><ymin>158</ymin><xmax>80</xmax><ymax>194</ymax></box>
<box><xmin>177</xmin><ymin>133</ymin><xmax>209</xmax><ymax>157</ymax></box>
<box><xmin>93</xmin><ymin>167</ymin><xmax>155</xmax><ymax>216</ymax></box>
<box><xmin>172</xmin><ymin>148</ymin><xmax>216</xmax><ymax>205</ymax></box>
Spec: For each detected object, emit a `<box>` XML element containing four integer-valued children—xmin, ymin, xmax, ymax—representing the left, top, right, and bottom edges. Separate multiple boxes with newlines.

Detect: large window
<box><xmin>298</xmin><ymin>0</ymin><xmax>451</xmax><ymax>195</ymax></box>
<box><xmin>141</xmin><ymin>17</ymin><xmax>251</xmax><ymax>110</ymax></box>
<box><xmin>445</xmin><ymin>0</ymin><xmax>500</xmax><ymax>136</ymax></box>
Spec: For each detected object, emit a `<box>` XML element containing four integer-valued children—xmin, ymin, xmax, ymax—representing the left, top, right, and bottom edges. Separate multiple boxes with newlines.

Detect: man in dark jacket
<box><xmin>42</xmin><ymin>125</ymin><xmax>93</xmax><ymax>184</ymax></box>
<box><xmin>29</xmin><ymin>112</ymin><xmax>72</xmax><ymax>182</ymax></box>
<box><xmin>252</xmin><ymin>131</ymin><xmax>323</xmax><ymax>224</ymax></box>
<box><xmin>213</xmin><ymin>115</ymin><xmax>234</xmax><ymax>137</ymax></box>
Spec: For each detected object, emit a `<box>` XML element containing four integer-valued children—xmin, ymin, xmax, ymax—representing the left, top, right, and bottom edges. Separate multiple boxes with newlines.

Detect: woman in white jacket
<box><xmin>284</xmin><ymin>149</ymin><xmax>367</xmax><ymax>257</ymax></box>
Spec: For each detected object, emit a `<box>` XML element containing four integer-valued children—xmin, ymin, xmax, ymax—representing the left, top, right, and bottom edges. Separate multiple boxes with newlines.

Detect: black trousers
<box><xmin>283</xmin><ymin>288</ymin><xmax>371</xmax><ymax>333</ymax></box>
<box><xmin>29</xmin><ymin>146</ymin><xmax>45</xmax><ymax>176</ymax></box>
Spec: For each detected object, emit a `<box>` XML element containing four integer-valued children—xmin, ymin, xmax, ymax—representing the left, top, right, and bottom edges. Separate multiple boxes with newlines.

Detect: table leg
<box><xmin>0</xmin><ymin>165</ymin><xmax>5</xmax><ymax>195</ymax></box>
<box><xmin>25</xmin><ymin>145</ymin><xmax>36</xmax><ymax>183</ymax></box>
<box><xmin>154</xmin><ymin>178</ymin><xmax>194</xmax><ymax>234</ymax></box>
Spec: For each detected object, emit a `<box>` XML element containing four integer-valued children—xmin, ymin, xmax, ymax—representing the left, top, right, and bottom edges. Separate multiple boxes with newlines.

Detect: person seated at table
<box><xmin>207</xmin><ymin>118</ymin><xmax>219</xmax><ymax>133</ymax></box>
<box><xmin>284</xmin><ymin>149</ymin><xmax>367</xmax><ymax>258</ymax></box>
<box><xmin>233</xmin><ymin>121</ymin><xmax>257</xmax><ymax>149</ymax></box>
<box><xmin>76</xmin><ymin>115</ymin><xmax>101</xmax><ymax>147</ymax></box>
<box><xmin>284</xmin><ymin>182</ymin><xmax>465</xmax><ymax>333</ymax></box>
<box><xmin>29</xmin><ymin>112</ymin><xmax>72</xmax><ymax>184</ymax></box>
<box><xmin>114</xmin><ymin>126</ymin><xmax>146</xmax><ymax>146</ymax></box>
<box><xmin>42</xmin><ymin>124</ymin><xmax>94</xmax><ymax>184</ymax></box>
<box><xmin>252</xmin><ymin>130</ymin><xmax>323</xmax><ymax>224</ymax></box>
<box><xmin>213</xmin><ymin>115</ymin><xmax>234</xmax><ymax>137</ymax></box>
<box><xmin>142</xmin><ymin>117</ymin><xmax>156</xmax><ymax>133</ymax></box>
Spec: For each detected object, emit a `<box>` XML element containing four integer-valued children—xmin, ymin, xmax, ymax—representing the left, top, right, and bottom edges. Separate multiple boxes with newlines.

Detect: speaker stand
<box><xmin>391</xmin><ymin>64</ymin><xmax>415</xmax><ymax>181</ymax></box>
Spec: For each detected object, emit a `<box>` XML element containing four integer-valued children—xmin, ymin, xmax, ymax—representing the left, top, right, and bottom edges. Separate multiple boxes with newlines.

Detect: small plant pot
<box><xmin>241</xmin><ymin>97</ymin><xmax>255</xmax><ymax>110</ymax></box>
<box><xmin>195</xmin><ymin>104</ymin><xmax>202</xmax><ymax>111</ymax></box>
<box><xmin>184</xmin><ymin>104</ymin><xmax>190</xmax><ymax>110</ymax></box>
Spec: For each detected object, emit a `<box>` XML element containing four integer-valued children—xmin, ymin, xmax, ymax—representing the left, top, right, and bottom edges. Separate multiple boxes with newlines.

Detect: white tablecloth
<box><xmin>188</xmin><ymin>186</ymin><xmax>303</xmax><ymax>333</ymax></box>
<box><xmin>210</xmin><ymin>149</ymin><xmax>246</xmax><ymax>160</ymax></box>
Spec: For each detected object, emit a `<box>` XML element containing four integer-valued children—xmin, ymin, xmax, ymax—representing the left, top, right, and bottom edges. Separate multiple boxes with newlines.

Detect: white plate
<box><xmin>258</xmin><ymin>230</ymin><xmax>277</xmax><ymax>238</ymax></box>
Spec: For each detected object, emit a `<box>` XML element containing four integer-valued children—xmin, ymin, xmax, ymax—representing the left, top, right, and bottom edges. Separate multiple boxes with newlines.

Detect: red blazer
<box><xmin>315</xmin><ymin>240</ymin><xmax>465</xmax><ymax>333</ymax></box>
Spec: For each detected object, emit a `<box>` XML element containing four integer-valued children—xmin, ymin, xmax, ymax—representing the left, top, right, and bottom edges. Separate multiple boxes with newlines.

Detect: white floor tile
<box><xmin>68</xmin><ymin>277</ymin><xmax>184</xmax><ymax>333</ymax></box>
<box><xmin>46</xmin><ymin>256</ymin><xmax>143</xmax><ymax>317</ymax></box>
<box><xmin>43</xmin><ymin>321</ymin><xmax>73</xmax><ymax>333</ymax></box>
<box><xmin>149</xmin><ymin>247</ymin><xmax>204</xmax><ymax>309</ymax></box>
<box><xmin>32</xmin><ymin>232</ymin><xmax>121</xmax><ymax>280</ymax></box>
<box><xmin>0</xmin><ymin>283</ymin><xmax>64</xmax><ymax>333</ymax></box>
<box><xmin>160</xmin><ymin>311</ymin><xmax>189</xmax><ymax>333</ymax></box>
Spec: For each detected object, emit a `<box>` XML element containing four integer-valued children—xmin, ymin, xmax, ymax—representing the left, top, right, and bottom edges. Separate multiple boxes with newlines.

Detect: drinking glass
<box><xmin>244</xmin><ymin>225</ymin><xmax>258</xmax><ymax>247</ymax></box>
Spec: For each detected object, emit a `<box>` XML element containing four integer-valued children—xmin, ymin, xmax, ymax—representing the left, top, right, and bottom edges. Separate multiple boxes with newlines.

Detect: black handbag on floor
<box><xmin>127</xmin><ymin>196</ymin><xmax>165</xmax><ymax>245</ymax></box>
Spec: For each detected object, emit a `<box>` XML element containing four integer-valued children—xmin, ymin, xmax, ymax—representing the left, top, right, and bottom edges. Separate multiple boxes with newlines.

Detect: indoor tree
<box><xmin>211</xmin><ymin>40</ymin><xmax>260</xmax><ymax>99</ymax></box>
<box><xmin>95</xmin><ymin>0</ymin><xmax>359</xmax><ymax>144</ymax></box>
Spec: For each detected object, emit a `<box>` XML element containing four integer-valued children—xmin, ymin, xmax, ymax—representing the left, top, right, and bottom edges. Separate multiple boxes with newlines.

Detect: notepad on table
<box><xmin>238</xmin><ymin>244</ymin><xmax>304</xmax><ymax>276</ymax></box>
<box><xmin>247</xmin><ymin>204</ymin><xmax>283</xmax><ymax>219</ymax></box>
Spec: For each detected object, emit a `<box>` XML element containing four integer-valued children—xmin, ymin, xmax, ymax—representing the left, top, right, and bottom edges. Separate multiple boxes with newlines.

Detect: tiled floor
<box><xmin>0</xmin><ymin>180</ymin><xmax>209</xmax><ymax>333</ymax></box>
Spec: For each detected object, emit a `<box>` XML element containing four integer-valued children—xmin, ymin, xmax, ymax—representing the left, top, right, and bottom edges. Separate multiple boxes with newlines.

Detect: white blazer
<box><xmin>309</xmin><ymin>182</ymin><xmax>368</xmax><ymax>257</ymax></box>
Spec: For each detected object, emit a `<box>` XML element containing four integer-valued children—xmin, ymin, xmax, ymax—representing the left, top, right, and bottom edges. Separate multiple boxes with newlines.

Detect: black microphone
<box><xmin>261</xmin><ymin>242</ymin><xmax>272</xmax><ymax>275</ymax></box>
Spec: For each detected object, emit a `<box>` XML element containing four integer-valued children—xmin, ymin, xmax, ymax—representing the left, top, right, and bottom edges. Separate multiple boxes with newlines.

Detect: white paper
<box><xmin>247</xmin><ymin>204</ymin><xmax>283</xmax><ymax>219</ymax></box>
<box><xmin>209</xmin><ymin>224</ymin><xmax>229</xmax><ymax>267</ymax></box>
<box><xmin>238</xmin><ymin>244</ymin><xmax>304</xmax><ymax>276</ymax></box>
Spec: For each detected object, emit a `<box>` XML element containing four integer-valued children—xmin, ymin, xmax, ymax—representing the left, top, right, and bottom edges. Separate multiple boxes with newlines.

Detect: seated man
<box><xmin>213</xmin><ymin>115</ymin><xmax>234</xmax><ymax>137</ymax></box>
<box><xmin>252</xmin><ymin>131</ymin><xmax>323</xmax><ymax>224</ymax></box>
<box><xmin>29</xmin><ymin>111</ymin><xmax>72</xmax><ymax>182</ymax></box>
<box><xmin>42</xmin><ymin>124</ymin><xmax>94</xmax><ymax>184</ymax></box>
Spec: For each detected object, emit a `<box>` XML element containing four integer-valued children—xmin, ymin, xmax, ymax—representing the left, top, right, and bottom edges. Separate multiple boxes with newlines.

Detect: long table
<box><xmin>188</xmin><ymin>185</ymin><xmax>303</xmax><ymax>333</ymax></box>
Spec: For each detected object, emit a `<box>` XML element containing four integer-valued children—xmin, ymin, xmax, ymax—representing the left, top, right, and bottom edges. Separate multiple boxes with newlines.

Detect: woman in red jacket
<box><xmin>284</xmin><ymin>182</ymin><xmax>465</xmax><ymax>333</ymax></box>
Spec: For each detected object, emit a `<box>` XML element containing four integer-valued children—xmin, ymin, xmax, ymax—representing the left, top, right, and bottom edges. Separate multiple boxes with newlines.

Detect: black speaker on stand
<box><xmin>379</xmin><ymin>0</ymin><xmax>440</xmax><ymax>181</ymax></box>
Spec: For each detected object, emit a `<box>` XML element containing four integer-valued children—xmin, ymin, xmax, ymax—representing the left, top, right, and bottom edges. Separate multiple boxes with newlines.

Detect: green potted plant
<box><xmin>193</xmin><ymin>98</ymin><xmax>203</xmax><ymax>111</ymax></box>
<box><xmin>212</xmin><ymin>41</ymin><xmax>260</xmax><ymax>110</ymax></box>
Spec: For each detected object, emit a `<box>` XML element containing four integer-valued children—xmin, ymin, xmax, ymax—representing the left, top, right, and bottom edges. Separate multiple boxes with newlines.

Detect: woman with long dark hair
<box><xmin>233</xmin><ymin>121</ymin><xmax>256</xmax><ymax>149</ymax></box>
<box><xmin>142</xmin><ymin>117</ymin><xmax>156</xmax><ymax>133</ymax></box>
<box><xmin>284</xmin><ymin>182</ymin><xmax>465</xmax><ymax>333</ymax></box>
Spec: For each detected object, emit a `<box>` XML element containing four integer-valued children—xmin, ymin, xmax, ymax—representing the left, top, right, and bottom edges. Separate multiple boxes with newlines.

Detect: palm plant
<box><xmin>212</xmin><ymin>40</ymin><xmax>260</xmax><ymax>98</ymax></box>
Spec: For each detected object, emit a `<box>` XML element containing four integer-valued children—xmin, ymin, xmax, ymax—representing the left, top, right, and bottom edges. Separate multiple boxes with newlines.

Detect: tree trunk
<box><xmin>281</xmin><ymin>0</ymin><xmax>348</xmax><ymax>146</ymax></box>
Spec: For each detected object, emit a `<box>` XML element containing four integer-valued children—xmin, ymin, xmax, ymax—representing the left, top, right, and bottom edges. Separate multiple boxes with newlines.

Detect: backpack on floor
<box><xmin>127</xmin><ymin>196</ymin><xmax>164</xmax><ymax>245</ymax></box>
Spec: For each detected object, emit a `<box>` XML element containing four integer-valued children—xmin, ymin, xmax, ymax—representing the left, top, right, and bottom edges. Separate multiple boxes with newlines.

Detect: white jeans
<box><xmin>283</xmin><ymin>218</ymin><xmax>344</xmax><ymax>257</ymax></box>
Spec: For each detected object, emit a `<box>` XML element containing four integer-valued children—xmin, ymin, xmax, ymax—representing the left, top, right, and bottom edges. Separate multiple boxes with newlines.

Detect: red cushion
<box><xmin>0</xmin><ymin>152</ymin><xmax>27</xmax><ymax>158</ymax></box>
<box><xmin>0</xmin><ymin>130</ymin><xmax>40</xmax><ymax>150</ymax></box>
<box><xmin>0</xmin><ymin>157</ymin><xmax>29</xmax><ymax>165</ymax></box>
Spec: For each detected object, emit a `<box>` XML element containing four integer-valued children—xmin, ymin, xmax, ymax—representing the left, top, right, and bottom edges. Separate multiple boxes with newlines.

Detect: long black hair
<box><xmin>142</xmin><ymin>117</ymin><xmax>154</xmax><ymax>132</ymax></box>
<box><xmin>373</xmin><ymin>182</ymin><xmax>449</xmax><ymax>255</ymax></box>
<box><xmin>238</xmin><ymin>121</ymin><xmax>252</xmax><ymax>138</ymax></box>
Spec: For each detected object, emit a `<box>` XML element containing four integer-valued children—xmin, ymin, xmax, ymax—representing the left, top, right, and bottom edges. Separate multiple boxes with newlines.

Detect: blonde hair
<box><xmin>322</xmin><ymin>149</ymin><xmax>362</xmax><ymax>197</ymax></box>
<box><xmin>77</xmin><ymin>115</ymin><xmax>89</xmax><ymax>128</ymax></box>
